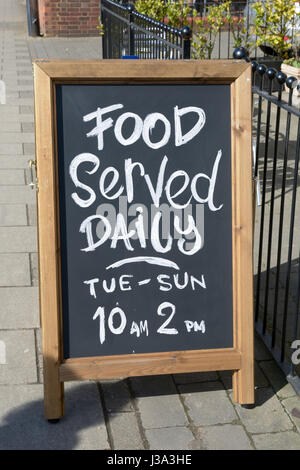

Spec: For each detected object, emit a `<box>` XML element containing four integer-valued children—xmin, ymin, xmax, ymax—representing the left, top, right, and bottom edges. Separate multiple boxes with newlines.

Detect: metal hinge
<box><xmin>28</xmin><ymin>159</ymin><xmax>38</xmax><ymax>191</ymax></box>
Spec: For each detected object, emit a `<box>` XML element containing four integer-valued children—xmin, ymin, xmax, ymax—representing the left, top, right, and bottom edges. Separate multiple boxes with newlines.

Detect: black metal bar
<box><xmin>181</xmin><ymin>26</ymin><xmax>191</xmax><ymax>59</ymax></box>
<box><xmin>290</xmin><ymin>250</ymin><xmax>300</xmax><ymax>377</ymax></box>
<box><xmin>254</xmin><ymin>65</ymin><xmax>266</xmax><ymax>323</ymax></box>
<box><xmin>227</xmin><ymin>16</ymin><xmax>231</xmax><ymax>60</ymax></box>
<box><xmin>271</xmin><ymin>80</ymin><xmax>297</xmax><ymax>351</ymax></box>
<box><xmin>101</xmin><ymin>7</ymin><xmax>106</xmax><ymax>58</ymax></box>
<box><xmin>263</xmin><ymin>73</ymin><xmax>285</xmax><ymax>342</ymax></box>
<box><xmin>254</xmin><ymin>65</ymin><xmax>266</xmax><ymax>179</ymax></box>
<box><xmin>258</xmin><ymin>68</ymin><xmax>275</xmax><ymax>334</ymax></box>
<box><xmin>280</xmin><ymin>115</ymin><xmax>300</xmax><ymax>361</ymax></box>
<box><xmin>128</xmin><ymin>4</ymin><xmax>135</xmax><ymax>56</ymax></box>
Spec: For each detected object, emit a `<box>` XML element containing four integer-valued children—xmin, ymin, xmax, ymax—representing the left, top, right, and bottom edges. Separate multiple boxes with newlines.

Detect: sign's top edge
<box><xmin>33</xmin><ymin>59</ymin><xmax>250</xmax><ymax>82</ymax></box>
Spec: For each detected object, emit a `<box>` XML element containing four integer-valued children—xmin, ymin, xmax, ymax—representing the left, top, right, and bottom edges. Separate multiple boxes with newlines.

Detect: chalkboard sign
<box><xmin>34</xmin><ymin>60</ymin><xmax>254</xmax><ymax>420</ymax></box>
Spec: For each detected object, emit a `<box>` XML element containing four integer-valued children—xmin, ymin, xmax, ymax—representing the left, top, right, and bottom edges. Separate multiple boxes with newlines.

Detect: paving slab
<box><xmin>0</xmin><ymin>286</ymin><xmax>39</xmax><ymax>329</ymax></box>
<box><xmin>27</xmin><ymin>203</ymin><xmax>36</xmax><ymax>225</ymax></box>
<box><xmin>0</xmin><ymin>132</ymin><xmax>34</xmax><ymax>143</ymax></box>
<box><xmin>0</xmin><ymin>143</ymin><xmax>23</xmax><ymax>154</ymax></box>
<box><xmin>19</xmin><ymin>91</ymin><xmax>33</xmax><ymax>99</ymax></box>
<box><xmin>7</xmin><ymin>85</ymin><xmax>33</xmax><ymax>92</ymax></box>
<box><xmin>130</xmin><ymin>375</ymin><xmax>178</xmax><ymax>397</ymax></box>
<box><xmin>136</xmin><ymin>394</ymin><xmax>189</xmax><ymax>430</ymax></box>
<box><xmin>281</xmin><ymin>396</ymin><xmax>300</xmax><ymax>432</ymax></box>
<box><xmin>0</xmin><ymin>253</ymin><xmax>30</xmax><ymax>286</ymax></box>
<box><xmin>252</xmin><ymin>431</ymin><xmax>300</xmax><ymax>450</ymax></box>
<box><xmin>0</xmin><ymin>156</ymin><xmax>34</xmax><ymax>169</ymax></box>
<box><xmin>235</xmin><ymin>388</ymin><xmax>294</xmax><ymax>433</ymax></box>
<box><xmin>5</xmin><ymin>91</ymin><xmax>21</xmax><ymax>100</ymax></box>
<box><xmin>0</xmin><ymin>382</ymin><xmax>109</xmax><ymax>450</ymax></box>
<box><xmin>0</xmin><ymin>122</ymin><xmax>21</xmax><ymax>132</ymax></box>
<box><xmin>0</xmin><ymin>204</ymin><xmax>27</xmax><ymax>226</ymax></box>
<box><xmin>145</xmin><ymin>427</ymin><xmax>195</xmax><ymax>451</ymax></box>
<box><xmin>0</xmin><ymin>169</ymin><xmax>24</xmax><ymax>185</ymax></box>
<box><xmin>2</xmin><ymin>60</ymin><xmax>29</xmax><ymax>66</ymax></box>
<box><xmin>0</xmin><ymin>186</ymin><xmax>36</xmax><ymax>204</ymax></box>
<box><xmin>199</xmin><ymin>424</ymin><xmax>253</xmax><ymax>450</ymax></box>
<box><xmin>129</xmin><ymin>375</ymin><xmax>189</xmax><ymax>429</ymax></box>
<box><xmin>100</xmin><ymin>380</ymin><xmax>134</xmax><ymax>413</ymax></box>
<box><xmin>21</xmin><ymin>122</ymin><xmax>34</xmax><ymax>132</ymax></box>
<box><xmin>179</xmin><ymin>381</ymin><xmax>237</xmax><ymax>426</ymax></box>
<box><xmin>108</xmin><ymin>412</ymin><xmax>144</xmax><ymax>450</ymax></box>
<box><xmin>6</xmin><ymin>99</ymin><xmax>33</xmax><ymax>107</ymax></box>
<box><xmin>29</xmin><ymin>252</ymin><xmax>38</xmax><ymax>285</ymax></box>
<box><xmin>0</xmin><ymin>329</ymin><xmax>37</xmax><ymax>384</ymax></box>
<box><xmin>17</xmin><ymin>80</ymin><xmax>32</xmax><ymax>86</ymax></box>
<box><xmin>23</xmin><ymin>142</ymin><xmax>35</xmax><ymax>154</ymax></box>
<box><xmin>0</xmin><ymin>72</ymin><xmax>18</xmax><ymax>79</ymax></box>
<box><xmin>259</xmin><ymin>360</ymin><xmax>296</xmax><ymax>399</ymax></box>
<box><xmin>17</xmin><ymin>70</ymin><xmax>32</xmax><ymax>77</ymax></box>
<box><xmin>0</xmin><ymin>226</ymin><xmax>37</xmax><ymax>252</ymax></box>
<box><xmin>0</xmin><ymin>104</ymin><xmax>19</xmax><ymax>115</ymax></box>
<box><xmin>0</xmin><ymin>65</ymin><xmax>18</xmax><ymax>71</ymax></box>
<box><xmin>0</xmin><ymin>114</ymin><xmax>34</xmax><ymax>122</ymax></box>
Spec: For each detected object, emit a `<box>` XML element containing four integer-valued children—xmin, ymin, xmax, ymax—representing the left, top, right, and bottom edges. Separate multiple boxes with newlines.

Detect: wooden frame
<box><xmin>33</xmin><ymin>60</ymin><xmax>254</xmax><ymax>420</ymax></box>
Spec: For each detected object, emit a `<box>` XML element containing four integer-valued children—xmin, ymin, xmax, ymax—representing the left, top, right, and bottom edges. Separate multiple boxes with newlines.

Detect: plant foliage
<box><xmin>192</xmin><ymin>0</ymin><xmax>231</xmax><ymax>59</ymax></box>
<box><xmin>253</xmin><ymin>0</ymin><xmax>299</xmax><ymax>60</ymax></box>
<box><xmin>135</xmin><ymin>0</ymin><xmax>189</xmax><ymax>28</ymax></box>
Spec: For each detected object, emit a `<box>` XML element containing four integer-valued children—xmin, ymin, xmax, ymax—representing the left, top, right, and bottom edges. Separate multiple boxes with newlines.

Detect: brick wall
<box><xmin>37</xmin><ymin>0</ymin><xmax>100</xmax><ymax>37</ymax></box>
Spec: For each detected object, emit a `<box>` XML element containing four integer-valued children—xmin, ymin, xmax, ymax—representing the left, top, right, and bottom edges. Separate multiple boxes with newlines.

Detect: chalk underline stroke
<box><xmin>106</xmin><ymin>256</ymin><xmax>180</xmax><ymax>271</ymax></box>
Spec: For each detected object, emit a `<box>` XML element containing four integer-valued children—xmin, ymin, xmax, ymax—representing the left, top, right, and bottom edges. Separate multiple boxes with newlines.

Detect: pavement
<box><xmin>0</xmin><ymin>0</ymin><xmax>300</xmax><ymax>451</ymax></box>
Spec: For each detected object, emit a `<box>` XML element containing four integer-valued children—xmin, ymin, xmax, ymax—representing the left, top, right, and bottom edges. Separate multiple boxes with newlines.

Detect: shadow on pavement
<box><xmin>1</xmin><ymin>330</ymin><xmax>289</xmax><ymax>450</ymax></box>
<box><xmin>0</xmin><ymin>382</ymin><xmax>109</xmax><ymax>450</ymax></box>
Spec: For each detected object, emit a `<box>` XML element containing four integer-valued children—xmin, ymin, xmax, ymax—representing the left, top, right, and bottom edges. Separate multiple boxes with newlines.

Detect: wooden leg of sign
<box><xmin>232</xmin><ymin>357</ymin><xmax>254</xmax><ymax>405</ymax></box>
<box><xmin>232</xmin><ymin>174</ymin><xmax>256</xmax><ymax>405</ymax></box>
<box><xmin>231</xmin><ymin>69</ymin><xmax>255</xmax><ymax>405</ymax></box>
<box><xmin>232</xmin><ymin>187</ymin><xmax>255</xmax><ymax>406</ymax></box>
<box><xmin>34</xmin><ymin>66</ymin><xmax>65</xmax><ymax>421</ymax></box>
<box><xmin>44</xmin><ymin>358</ymin><xmax>64</xmax><ymax>422</ymax></box>
<box><xmin>43</xmin><ymin>358</ymin><xmax>64</xmax><ymax>421</ymax></box>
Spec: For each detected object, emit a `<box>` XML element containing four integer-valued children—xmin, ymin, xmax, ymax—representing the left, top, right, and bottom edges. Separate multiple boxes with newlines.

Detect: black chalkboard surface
<box><xmin>56</xmin><ymin>83</ymin><xmax>233</xmax><ymax>359</ymax></box>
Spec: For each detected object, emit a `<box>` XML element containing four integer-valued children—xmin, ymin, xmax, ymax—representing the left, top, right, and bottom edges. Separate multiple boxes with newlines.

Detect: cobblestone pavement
<box><xmin>0</xmin><ymin>0</ymin><xmax>300</xmax><ymax>450</ymax></box>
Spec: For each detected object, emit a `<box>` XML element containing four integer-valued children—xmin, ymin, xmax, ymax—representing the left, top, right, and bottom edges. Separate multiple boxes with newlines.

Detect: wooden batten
<box><xmin>60</xmin><ymin>349</ymin><xmax>242</xmax><ymax>382</ymax></box>
<box><xmin>34</xmin><ymin>59</ymin><xmax>249</xmax><ymax>81</ymax></box>
<box><xmin>34</xmin><ymin>64</ymin><xmax>64</xmax><ymax>419</ymax></box>
<box><xmin>231</xmin><ymin>66</ymin><xmax>254</xmax><ymax>404</ymax></box>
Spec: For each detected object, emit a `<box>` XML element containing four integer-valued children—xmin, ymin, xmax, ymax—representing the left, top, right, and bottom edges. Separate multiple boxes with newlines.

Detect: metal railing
<box><xmin>124</xmin><ymin>0</ymin><xmax>265</xmax><ymax>60</ymax></box>
<box><xmin>101</xmin><ymin>0</ymin><xmax>192</xmax><ymax>59</ymax></box>
<box><xmin>234</xmin><ymin>49</ymin><xmax>300</xmax><ymax>391</ymax></box>
<box><xmin>192</xmin><ymin>0</ymin><xmax>262</xmax><ymax>60</ymax></box>
<box><xmin>101</xmin><ymin>0</ymin><xmax>285</xmax><ymax>61</ymax></box>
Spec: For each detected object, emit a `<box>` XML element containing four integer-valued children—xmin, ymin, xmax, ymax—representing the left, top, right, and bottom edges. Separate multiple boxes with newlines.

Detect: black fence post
<box><xmin>181</xmin><ymin>26</ymin><xmax>192</xmax><ymax>59</ymax></box>
<box><xmin>100</xmin><ymin>2</ymin><xmax>106</xmax><ymax>59</ymax></box>
<box><xmin>233</xmin><ymin>47</ymin><xmax>250</xmax><ymax>62</ymax></box>
<box><xmin>127</xmin><ymin>4</ymin><xmax>135</xmax><ymax>56</ymax></box>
